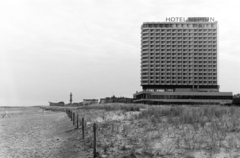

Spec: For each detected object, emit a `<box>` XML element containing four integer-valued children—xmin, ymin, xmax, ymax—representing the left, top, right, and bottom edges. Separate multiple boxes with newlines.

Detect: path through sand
<box><xmin>0</xmin><ymin>107</ymin><xmax>89</xmax><ymax>158</ymax></box>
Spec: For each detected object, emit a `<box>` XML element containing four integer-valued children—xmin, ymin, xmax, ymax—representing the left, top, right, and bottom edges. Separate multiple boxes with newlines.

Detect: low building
<box><xmin>99</xmin><ymin>96</ymin><xmax>133</xmax><ymax>104</ymax></box>
<box><xmin>99</xmin><ymin>98</ymin><xmax>106</xmax><ymax>104</ymax></box>
<box><xmin>83</xmin><ymin>99</ymin><xmax>98</xmax><ymax>105</ymax></box>
<box><xmin>49</xmin><ymin>101</ymin><xmax>65</xmax><ymax>106</ymax></box>
<box><xmin>133</xmin><ymin>91</ymin><xmax>232</xmax><ymax>105</ymax></box>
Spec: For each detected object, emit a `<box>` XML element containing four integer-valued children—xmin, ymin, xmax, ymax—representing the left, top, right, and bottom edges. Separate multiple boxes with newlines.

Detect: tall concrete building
<box><xmin>133</xmin><ymin>17</ymin><xmax>232</xmax><ymax>105</ymax></box>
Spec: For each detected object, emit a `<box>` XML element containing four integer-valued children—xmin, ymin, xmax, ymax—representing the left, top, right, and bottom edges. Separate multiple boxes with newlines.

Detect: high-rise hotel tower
<box><xmin>133</xmin><ymin>17</ymin><xmax>232</xmax><ymax>105</ymax></box>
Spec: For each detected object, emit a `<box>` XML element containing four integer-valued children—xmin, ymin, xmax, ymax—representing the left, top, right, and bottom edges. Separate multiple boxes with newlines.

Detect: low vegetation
<box><xmin>49</xmin><ymin>104</ymin><xmax>240</xmax><ymax>158</ymax></box>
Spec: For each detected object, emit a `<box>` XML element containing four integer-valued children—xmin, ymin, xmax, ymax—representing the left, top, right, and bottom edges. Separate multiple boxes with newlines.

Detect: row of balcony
<box><xmin>142</xmin><ymin>35</ymin><xmax>218</xmax><ymax>38</ymax></box>
<box><xmin>142</xmin><ymin>46</ymin><xmax>217</xmax><ymax>49</ymax></box>
<box><xmin>142</xmin><ymin>52</ymin><xmax>217</xmax><ymax>55</ymax></box>
<box><xmin>141</xmin><ymin>66</ymin><xmax>217</xmax><ymax>69</ymax></box>
<box><xmin>141</xmin><ymin>28</ymin><xmax>217</xmax><ymax>32</ymax></box>
<box><xmin>142</xmin><ymin>56</ymin><xmax>218</xmax><ymax>58</ymax></box>
<box><xmin>141</xmin><ymin>69</ymin><xmax>217</xmax><ymax>72</ymax></box>
<box><xmin>142</xmin><ymin>49</ymin><xmax>218</xmax><ymax>52</ymax></box>
<box><xmin>141</xmin><ymin>55</ymin><xmax>217</xmax><ymax>58</ymax></box>
<box><xmin>141</xmin><ymin>68</ymin><xmax>217</xmax><ymax>71</ymax></box>
<box><xmin>141</xmin><ymin>56</ymin><xmax>217</xmax><ymax>58</ymax></box>
<box><xmin>141</xmin><ymin>31</ymin><xmax>217</xmax><ymax>34</ymax></box>
<box><xmin>141</xmin><ymin>67</ymin><xmax>217</xmax><ymax>70</ymax></box>
<box><xmin>141</xmin><ymin>82</ymin><xmax>218</xmax><ymax>85</ymax></box>
<box><xmin>142</xmin><ymin>45</ymin><xmax>217</xmax><ymax>48</ymax></box>
<box><xmin>141</xmin><ymin>72</ymin><xmax>217</xmax><ymax>75</ymax></box>
<box><xmin>142</xmin><ymin>74</ymin><xmax>217</xmax><ymax>77</ymax></box>
<box><xmin>142</xmin><ymin>76</ymin><xmax>217</xmax><ymax>79</ymax></box>
<box><xmin>142</xmin><ymin>34</ymin><xmax>217</xmax><ymax>37</ymax></box>
<box><xmin>141</xmin><ymin>71</ymin><xmax>217</xmax><ymax>74</ymax></box>
<box><xmin>141</xmin><ymin>61</ymin><xmax>217</xmax><ymax>63</ymax></box>
<box><xmin>141</xmin><ymin>71</ymin><xmax>217</xmax><ymax>75</ymax></box>
<box><xmin>141</xmin><ymin>39</ymin><xmax>217</xmax><ymax>42</ymax></box>
<box><xmin>142</xmin><ymin>38</ymin><xmax>217</xmax><ymax>41</ymax></box>
<box><xmin>141</xmin><ymin>75</ymin><xmax>218</xmax><ymax>78</ymax></box>
<box><xmin>142</xmin><ymin>40</ymin><xmax>217</xmax><ymax>43</ymax></box>
<box><xmin>141</xmin><ymin>61</ymin><xmax>218</xmax><ymax>64</ymax></box>
<box><xmin>142</xmin><ymin>37</ymin><xmax>217</xmax><ymax>40</ymax></box>
<box><xmin>142</xmin><ymin>47</ymin><xmax>217</xmax><ymax>49</ymax></box>
<box><xmin>142</xmin><ymin>61</ymin><xmax>217</xmax><ymax>64</ymax></box>
<box><xmin>142</xmin><ymin>67</ymin><xmax>217</xmax><ymax>70</ymax></box>
<box><xmin>142</xmin><ymin>34</ymin><xmax>217</xmax><ymax>36</ymax></box>
<box><xmin>142</xmin><ymin>55</ymin><xmax>217</xmax><ymax>58</ymax></box>
<box><xmin>142</xmin><ymin>54</ymin><xmax>217</xmax><ymax>57</ymax></box>
<box><xmin>141</xmin><ymin>78</ymin><xmax>217</xmax><ymax>81</ymax></box>
<box><xmin>142</xmin><ymin>30</ymin><xmax>217</xmax><ymax>33</ymax></box>
<box><xmin>141</xmin><ymin>49</ymin><xmax>218</xmax><ymax>52</ymax></box>
<box><xmin>141</xmin><ymin>79</ymin><xmax>217</xmax><ymax>81</ymax></box>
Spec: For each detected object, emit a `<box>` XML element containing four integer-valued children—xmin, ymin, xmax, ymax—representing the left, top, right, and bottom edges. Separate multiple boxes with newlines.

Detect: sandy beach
<box><xmin>0</xmin><ymin>107</ymin><xmax>89</xmax><ymax>158</ymax></box>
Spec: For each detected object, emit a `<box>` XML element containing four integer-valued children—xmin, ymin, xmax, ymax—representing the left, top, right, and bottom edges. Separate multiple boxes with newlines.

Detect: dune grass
<box><xmin>79</xmin><ymin>103</ymin><xmax>147</xmax><ymax>112</ymax></box>
<box><xmin>44</xmin><ymin>103</ymin><xmax>240</xmax><ymax>157</ymax></box>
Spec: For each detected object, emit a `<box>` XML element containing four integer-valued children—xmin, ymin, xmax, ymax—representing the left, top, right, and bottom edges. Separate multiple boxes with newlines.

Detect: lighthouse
<box><xmin>70</xmin><ymin>93</ymin><xmax>72</xmax><ymax>105</ymax></box>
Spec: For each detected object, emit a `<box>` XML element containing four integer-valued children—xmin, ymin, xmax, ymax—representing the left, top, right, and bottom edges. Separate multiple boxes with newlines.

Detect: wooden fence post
<box><xmin>82</xmin><ymin>118</ymin><xmax>85</xmax><ymax>140</ymax></box>
<box><xmin>93</xmin><ymin>123</ymin><xmax>97</xmax><ymax>158</ymax></box>
<box><xmin>73</xmin><ymin>113</ymin><xmax>75</xmax><ymax>125</ymax></box>
<box><xmin>77</xmin><ymin>114</ymin><xmax>79</xmax><ymax>129</ymax></box>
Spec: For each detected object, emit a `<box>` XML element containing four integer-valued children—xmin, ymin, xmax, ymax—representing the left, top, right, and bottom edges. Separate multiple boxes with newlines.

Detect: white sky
<box><xmin>0</xmin><ymin>0</ymin><xmax>240</xmax><ymax>106</ymax></box>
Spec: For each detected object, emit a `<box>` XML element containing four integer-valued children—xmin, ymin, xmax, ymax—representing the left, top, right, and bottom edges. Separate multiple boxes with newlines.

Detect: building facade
<box><xmin>134</xmin><ymin>17</ymin><xmax>232</xmax><ymax>105</ymax></box>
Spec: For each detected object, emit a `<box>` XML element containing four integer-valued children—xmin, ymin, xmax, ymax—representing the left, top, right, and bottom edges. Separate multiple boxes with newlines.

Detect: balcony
<box><xmin>142</xmin><ymin>38</ymin><xmax>149</xmax><ymax>42</ymax></box>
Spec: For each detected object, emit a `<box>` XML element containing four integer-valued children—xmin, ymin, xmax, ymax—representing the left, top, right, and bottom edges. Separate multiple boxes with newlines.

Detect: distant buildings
<box><xmin>83</xmin><ymin>99</ymin><xmax>98</xmax><ymax>105</ymax></box>
<box><xmin>100</xmin><ymin>96</ymin><xmax>133</xmax><ymax>104</ymax></box>
<box><xmin>233</xmin><ymin>94</ymin><xmax>240</xmax><ymax>106</ymax></box>
<box><xmin>133</xmin><ymin>17</ymin><xmax>232</xmax><ymax>105</ymax></box>
<box><xmin>49</xmin><ymin>101</ymin><xmax>65</xmax><ymax>106</ymax></box>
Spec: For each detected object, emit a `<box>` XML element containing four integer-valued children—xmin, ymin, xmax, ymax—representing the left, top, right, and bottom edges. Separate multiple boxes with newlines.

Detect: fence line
<box><xmin>66</xmin><ymin>109</ymin><xmax>97</xmax><ymax>158</ymax></box>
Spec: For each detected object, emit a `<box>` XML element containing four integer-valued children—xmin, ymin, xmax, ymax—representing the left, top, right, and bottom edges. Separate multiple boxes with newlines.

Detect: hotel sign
<box><xmin>166</xmin><ymin>17</ymin><xmax>215</xmax><ymax>22</ymax></box>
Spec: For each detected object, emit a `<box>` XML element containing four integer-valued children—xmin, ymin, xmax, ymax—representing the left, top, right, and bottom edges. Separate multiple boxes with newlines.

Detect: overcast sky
<box><xmin>0</xmin><ymin>0</ymin><xmax>240</xmax><ymax>106</ymax></box>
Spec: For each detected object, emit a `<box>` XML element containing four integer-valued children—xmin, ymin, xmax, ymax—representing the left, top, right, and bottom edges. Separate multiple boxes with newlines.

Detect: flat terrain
<box><xmin>0</xmin><ymin>107</ymin><xmax>89</xmax><ymax>158</ymax></box>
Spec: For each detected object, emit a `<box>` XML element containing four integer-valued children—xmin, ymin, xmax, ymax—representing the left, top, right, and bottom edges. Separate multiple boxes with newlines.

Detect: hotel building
<box><xmin>133</xmin><ymin>17</ymin><xmax>232</xmax><ymax>105</ymax></box>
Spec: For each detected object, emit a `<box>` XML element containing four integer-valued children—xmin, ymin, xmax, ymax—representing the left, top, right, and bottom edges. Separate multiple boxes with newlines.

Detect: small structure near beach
<box><xmin>83</xmin><ymin>99</ymin><xmax>98</xmax><ymax>106</ymax></box>
<box><xmin>49</xmin><ymin>101</ymin><xmax>65</xmax><ymax>106</ymax></box>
